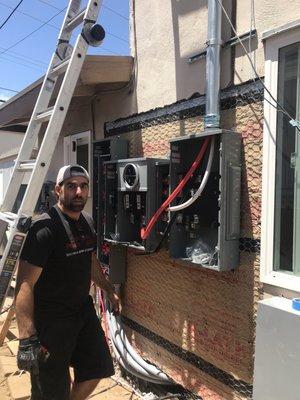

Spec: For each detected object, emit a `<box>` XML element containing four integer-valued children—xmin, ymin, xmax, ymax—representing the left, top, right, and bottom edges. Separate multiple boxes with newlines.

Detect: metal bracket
<box><xmin>188</xmin><ymin>29</ymin><xmax>257</xmax><ymax>64</ymax></box>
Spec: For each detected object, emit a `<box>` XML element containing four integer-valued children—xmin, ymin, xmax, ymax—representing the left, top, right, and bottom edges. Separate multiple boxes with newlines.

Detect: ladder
<box><xmin>0</xmin><ymin>0</ymin><xmax>104</xmax><ymax>312</ymax></box>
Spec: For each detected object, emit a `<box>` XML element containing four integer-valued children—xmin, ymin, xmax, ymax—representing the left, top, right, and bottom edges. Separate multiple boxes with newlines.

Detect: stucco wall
<box><xmin>131</xmin><ymin>0</ymin><xmax>300</xmax><ymax>112</ymax></box>
<box><xmin>0</xmin><ymin>131</ymin><xmax>24</xmax><ymax>156</ymax></box>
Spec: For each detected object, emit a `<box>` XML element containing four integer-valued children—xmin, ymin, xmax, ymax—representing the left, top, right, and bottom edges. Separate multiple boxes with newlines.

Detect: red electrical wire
<box><xmin>141</xmin><ymin>137</ymin><xmax>211</xmax><ymax>240</ymax></box>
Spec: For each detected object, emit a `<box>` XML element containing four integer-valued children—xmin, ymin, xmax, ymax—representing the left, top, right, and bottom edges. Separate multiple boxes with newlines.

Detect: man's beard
<box><xmin>60</xmin><ymin>196</ymin><xmax>86</xmax><ymax>212</ymax></box>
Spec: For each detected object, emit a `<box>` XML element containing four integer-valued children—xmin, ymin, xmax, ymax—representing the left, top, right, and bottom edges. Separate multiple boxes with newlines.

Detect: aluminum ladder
<box><xmin>0</xmin><ymin>0</ymin><xmax>105</xmax><ymax>312</ymax></box>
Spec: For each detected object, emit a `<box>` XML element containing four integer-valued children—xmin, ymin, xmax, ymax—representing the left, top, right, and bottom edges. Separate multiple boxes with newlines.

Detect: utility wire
<box><xmin>0</xmin><ymin>0</ymin><xmax>23</xmax><ymax>30</ymax></box>
<box><xmin>102</xmin><ymin>4</ymin><xmax>129</xmax><ymax>21</ymax></box>
<box><xmin>0</xmin><ymin>53</ymin><xmax>45</xmax><ymax>71</ymax></box>
<box><xmin>0</xmin><ymin>1</ymin><xmax>60</xmax><ymax>31</ymax></box>
<box><xmin>0</xmin><ymin>6</ymin><xmax>118</xmax><ymax>69</ymax></box>
<box><xmin>0</xmin><ymin>86</ymin><xmax>19</xmax><ymax>93</ymax></box>
<box><xmin>0</xmin><ymin>7</ymin><xmax>66</xmax><ymax>57</ymax></box>
<box><xmin>0</xmin><ymin>46</ymin><xmax>48</xmax><ymax>68</ymax></box>
<box><xmin>37</xmin><ymin>0</ymin><xmax>129</xmax><ymax>21</ymax></box>
<box><xmin>36</xmin><ymin>0</ymin><xmax>129</xmax><ymax>43</ymax></box>
<box><xmin>215</xmin><ymin>0</ymin><xmax>300</xmax><ymax>131</ymax></box>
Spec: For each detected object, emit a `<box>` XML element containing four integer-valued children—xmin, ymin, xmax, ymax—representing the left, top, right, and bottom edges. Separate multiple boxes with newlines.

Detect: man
<box><xmin>15</xmin><ymin>164</ymin><xmax>121</xmax><ymax>400</ymax></box>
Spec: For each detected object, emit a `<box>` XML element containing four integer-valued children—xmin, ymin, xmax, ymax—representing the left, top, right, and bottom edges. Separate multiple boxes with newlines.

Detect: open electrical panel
<box><xmin>95</xmin><ymin>130</ymin><xmax>241</xmax><ymax>271</ymax></box>
<box><xmin>169</xmin><ymin>129</ymin><xmax>241</xmax><ymax>271</ymax></box>
<box><xmin>104</xmin><ymin>157</ymin><xmax>169</xmax><ymax>252</ymax></box>
<box><xmin>92</xmin><ymin>137</ymin><xmax>128</xmax><ymax>265</ymax></box>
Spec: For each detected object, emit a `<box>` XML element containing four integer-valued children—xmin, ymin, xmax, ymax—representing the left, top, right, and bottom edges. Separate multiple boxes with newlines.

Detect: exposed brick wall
<box><xmin>109</xmin><ymin>92</ymin><xmax>264</xmax><ymax>399</ymax></box>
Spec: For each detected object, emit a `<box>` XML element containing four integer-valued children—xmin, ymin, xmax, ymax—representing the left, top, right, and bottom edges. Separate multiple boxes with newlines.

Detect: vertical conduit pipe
<box><xmin>204</xmin><ymin>0</ymin><xmax>223</xmax><ymax>129</ymax></box>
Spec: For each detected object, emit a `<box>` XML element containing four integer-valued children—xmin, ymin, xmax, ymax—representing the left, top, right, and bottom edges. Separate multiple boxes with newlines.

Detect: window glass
<box><xmin>274</xmin><ymin>42</ymin><xmax>300</xmax><ymax>275</ymax></box>
<box><xmin>76</xmin><ymin>143</ymin><xmax>89</xmax><ymax>172</ymax></box>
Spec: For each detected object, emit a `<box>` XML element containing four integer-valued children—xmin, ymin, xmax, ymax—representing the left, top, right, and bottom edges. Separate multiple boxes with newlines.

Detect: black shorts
<box><xmin>31</xmin><ymin>299</ymin><xmax>114</xmax><ymax>400</ymax></box>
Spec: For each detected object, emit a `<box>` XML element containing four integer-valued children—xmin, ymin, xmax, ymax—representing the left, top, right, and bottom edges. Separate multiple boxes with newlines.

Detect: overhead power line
<box><xmin>0</xmin><ymin>53</ymin><xmax>45</xmax><ymax>72</ymax></box>
<box><xmin>0</xmin><ymin>46</ymin><xmax>48</xmax><ymax>67</ymax></box>
<box><xmin>0</xmin><ymin>86</ymin><xmax>19</xmax><ymax>93</ymax></box>
<box><xmin>0</xmin><ymin>7</ymin><xmax>66</xmax><ymax>57</ymax></box>
<box><xmin>102</xmin><ymin>4</ymin><xmax>129</xmax><ymax>21</ymax></box>
<box><xmin>0</xmin><ymin>1</ymin><xmax>59</xmax><ymax>31</ymax></box>
<box><xmin>0</xmin><ymin>0</ymin><xmax>23</xmax><ymax>30</ymax></box>
<box><xmin>1</xmin><ymin>1</ymin><xmax>128</xmax><ymax>43</ymax></box>
<box><xmin>37</xmin><ymin>0</ymin><xmax>129</xmax><ymax>21</ymax></box>
<box><xmin>36</xmin><ymin>0</ymin><xmax>129</xmax><ymax>42</ymax></box>
<box><xmin>215</xmin><ymin>0</ymin><xmax>300</xmax><ymax>132</ymax></box>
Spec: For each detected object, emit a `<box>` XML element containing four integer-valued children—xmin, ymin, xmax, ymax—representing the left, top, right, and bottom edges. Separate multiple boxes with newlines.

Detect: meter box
<box><xmin>169</xmin><ymin>129</ymin><xmax>241</xmax><ymax>271</ymax></box>
<box><xmin>92</xmin><ymin>137</ymin><xmax>128</xmax><ymax>265</ymax></box>
<box><xmin>104</xmin><ymin>157</ymin><xmax>169</xmax><ymax>252</ymax></box>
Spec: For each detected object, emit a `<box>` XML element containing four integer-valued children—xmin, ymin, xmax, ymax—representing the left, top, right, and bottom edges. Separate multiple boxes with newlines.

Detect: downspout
<box><xmin>204</xmin><ymin>0</ymin><xmax>223</xmax><ymax>129</ymax></box>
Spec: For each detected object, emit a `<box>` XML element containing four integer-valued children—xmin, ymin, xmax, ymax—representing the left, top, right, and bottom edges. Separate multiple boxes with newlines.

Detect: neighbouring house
<box><xmin>1</xmin><ymin>1</ymin><xmax>300</xmax><ymax>399</ymax></box>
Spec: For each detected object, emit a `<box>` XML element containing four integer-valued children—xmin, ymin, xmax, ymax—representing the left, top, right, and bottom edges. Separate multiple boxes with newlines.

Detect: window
<box><xmin>64</xmin><ymin>131</ymin><xmax>92</xmax><ymax>194</ymax></box>
<box><xmin>261</xmin><ymin>28</ymin><xmax>300</xmax><ymax>291</ymax></box>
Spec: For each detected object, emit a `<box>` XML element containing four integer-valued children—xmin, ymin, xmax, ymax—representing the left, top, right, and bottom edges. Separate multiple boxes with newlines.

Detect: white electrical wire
<box><xmin>168</xmin><ymin>137</ymin><xmax>215</xmax><ymax>212</ymax></box>
<box><xmin>104</xmin><ymin>291</ymin><xmax>171</xmax><ymax>385</ymax></box>
<box><xmin>215</xmin><ymin>0</ymin><xmax>300</xmax><ymax>131</ymax></box>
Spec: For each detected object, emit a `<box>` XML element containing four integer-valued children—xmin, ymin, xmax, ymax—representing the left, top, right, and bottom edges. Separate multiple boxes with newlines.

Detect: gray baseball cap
<box><xmin>56</xmin><ymin>164</ymin><xmax>90</xmax><ymax>186</ymax></box>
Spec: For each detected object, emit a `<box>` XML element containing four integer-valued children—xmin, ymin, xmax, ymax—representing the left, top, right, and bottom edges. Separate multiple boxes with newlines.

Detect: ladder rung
<box><xmin>35</xmin><ymin>107</ymin><xmax>54</xmax><ymax>123</ymax></box>
<box><xmin>17</xmin><ymin>161</ymin><xmax>36</xmax><ymax>171</ymax></box>
<box><xmin>49</xmin><ymin>58</ymin><xmax>70</xmax><ymax>79</ymax></box>
<box><xmin>65</xmin><ymin>8</ymin><xmax>86</xmax><ymax>32</ymax></box>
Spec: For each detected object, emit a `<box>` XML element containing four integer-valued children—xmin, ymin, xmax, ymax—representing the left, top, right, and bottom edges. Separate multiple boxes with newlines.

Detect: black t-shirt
<box><xmin>20</xmin><ymin>206</ymin><xmax>96</xmax><ymax>318</ymax></box>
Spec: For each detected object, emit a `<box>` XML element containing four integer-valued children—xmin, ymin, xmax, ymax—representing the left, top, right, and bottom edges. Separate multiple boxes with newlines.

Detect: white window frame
<box><xmin>261</xmin><ymin>29</ymin><xmax>300</xmax><ymax>292</ymax></box>
<box><xmin>63</xmin><ymin>130</ymin><xmax>92</xmax><ymax>195</ymax></box>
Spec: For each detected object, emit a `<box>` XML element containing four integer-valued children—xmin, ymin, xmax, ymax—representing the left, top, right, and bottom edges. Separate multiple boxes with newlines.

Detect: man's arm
<box><xmin>15</xmin><ymin>260</ymin><xmax>42</xmax><ymax>339</ymax></box>
<box><xmin>91</xmin><ymin>252</ymin><xmax>122</xmax><ymax>314</ymax></box>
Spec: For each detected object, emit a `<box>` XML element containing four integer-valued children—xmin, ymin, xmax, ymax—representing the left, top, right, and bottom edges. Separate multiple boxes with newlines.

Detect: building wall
<box><xmin>131</xmin><ymin>0</ymin><xmax>300</xmax><ymax>112</ymax></box>
<box><xmin>0</xmin><ymin>131</ymin><xmax>24</xmax><ymax>156</ymax></box>
<box><xmin>104</xmin><ymin>81</ymin><xmax>263</xmax><ymax>399</ymax></box>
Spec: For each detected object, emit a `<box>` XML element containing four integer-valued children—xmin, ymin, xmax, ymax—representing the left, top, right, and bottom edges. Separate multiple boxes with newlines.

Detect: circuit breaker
<box><xmin>104</xmin><ymin>157</ymin><xmax>169</xmax><ymax>252</ymax></box>
<box><xmin>169</xmin><ymin>129</ymin><xmax>241</xmax><ymax>271</ymax></box>
<box><xmin>92</xmin><ymin>137</ymin><xmax>128</xmax><ymax>265</ymax></box>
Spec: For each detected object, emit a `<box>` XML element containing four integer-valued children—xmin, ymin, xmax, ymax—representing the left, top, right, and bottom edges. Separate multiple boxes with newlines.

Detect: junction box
<box><xmin>104</xmin><ymin>157</ymin><xmax>169</xmax><ymax>252</ymax></box>
<box><xmin>169</xmin><ymin>129</ymin><xmax>241</xmax><ymax>271</ymax></box>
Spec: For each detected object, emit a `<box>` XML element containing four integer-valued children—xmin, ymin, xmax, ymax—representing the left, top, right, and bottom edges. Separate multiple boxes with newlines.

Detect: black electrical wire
<box><xmin>37</xmin><ymin>0</ymin><xmax>129</xmax><ymax>21</ymax></box>
<box><xmin>0</xmin><ymin>86</ymin><xmax>18</xmax><ymax>93</ymax></box>
<box><xmin>0</xmin><ymin>7</ymin><xmax>66</xmax><ymax>57</ymax></box>
<box><xmin>216</xmin><ymin>0</ymin><xmax>300</xmax><ymax>133</ymax></box>
<box><xmin>0</xmin><ymin>0</ymin><xmax>23</xmax><ymax>30</ymax></box>
<box><xmin>136</xmin><ymin>195</ymin><xmax>189</xmax><ymax>256</ymax></box>
<box><xmin>36</xmin><ymin>0</ymin><xmax>129</xmax><ymax>43</ymax></box>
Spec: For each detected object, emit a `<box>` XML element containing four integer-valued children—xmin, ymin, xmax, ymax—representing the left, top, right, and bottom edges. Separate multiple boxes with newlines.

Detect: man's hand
<box><xmin>108</xmin><ymin>291</ymin><xmax>122</xmax><ymax>316</ymax></box>
<box><xmin>17</xmin><ymin>334</ymin><xmax>48</xmax><ymax>374</ymax></box>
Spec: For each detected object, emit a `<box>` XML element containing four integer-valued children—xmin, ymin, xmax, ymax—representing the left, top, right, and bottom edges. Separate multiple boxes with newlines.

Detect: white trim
<box><xmin>262</xmin><ymin>19</ymin><xmax>300</xmax><ymax>41</ymax></box>
<box><xmin>261</xmin><ymin>29</ymin><xmax>300</xmax><ymax>293</ymax></box>
<box><xmin>63</xmin><ymin>130</ymin><xmax>92</xmax><ymax>196</ymax></box>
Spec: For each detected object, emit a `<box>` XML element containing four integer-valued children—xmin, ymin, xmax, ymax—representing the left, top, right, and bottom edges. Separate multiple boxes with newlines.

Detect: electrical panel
<box><xmin>92</xmin><ymin>137</ymin><xmax>128</xmax><ymax>265</ymax></box>
<box><xmin>169</xmin><ymin>129</ymin><xmax>241</xmax><ymax>271</ymax></box>
<box><xmin>104</xmin><ymin>157</ymin><xmax>169</xmax><ymax>252</ymax></box>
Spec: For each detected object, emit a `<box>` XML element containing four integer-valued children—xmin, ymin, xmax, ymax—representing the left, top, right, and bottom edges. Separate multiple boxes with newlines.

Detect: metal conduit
<box><xmin>204</xmin><ymin>0</ymin><xmax>223</xmax><ymax>128</ymax></box>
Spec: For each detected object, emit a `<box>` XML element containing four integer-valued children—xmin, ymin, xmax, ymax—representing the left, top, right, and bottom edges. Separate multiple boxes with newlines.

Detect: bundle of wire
<box><xmin>141</xmin><ymin>136</ymin><xmax>213</xmax><ymax>240</ymax></box>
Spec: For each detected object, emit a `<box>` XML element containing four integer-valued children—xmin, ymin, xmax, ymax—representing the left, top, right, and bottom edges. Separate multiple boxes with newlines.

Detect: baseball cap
<box><xmin>56</xmin><ymin>164</ymin><xmax>90</xmax><ymax>186</ymax></box>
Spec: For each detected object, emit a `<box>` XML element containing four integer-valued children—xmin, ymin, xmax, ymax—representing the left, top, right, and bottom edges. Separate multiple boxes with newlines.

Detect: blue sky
<box><xmin>0</xmin><ymin>0</ymin><xmax>130</xmax><ymax>101</ymax></box>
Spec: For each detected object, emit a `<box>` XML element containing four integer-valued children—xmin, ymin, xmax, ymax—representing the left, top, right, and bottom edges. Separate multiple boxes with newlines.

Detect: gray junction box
<box><xmin>169</xmin><ymin>129</ymin><xmax>241</xmax><ymax>271</ymax></box>
<box><xmin>104</xmin><ymin>157</ymin><xmax>169</xmax><ymax>252</ymax></box>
